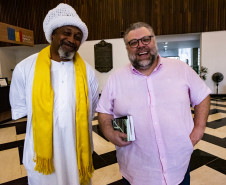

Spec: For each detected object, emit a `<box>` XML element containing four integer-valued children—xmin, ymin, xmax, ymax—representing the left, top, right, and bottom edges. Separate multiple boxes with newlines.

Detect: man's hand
<box><xmin>106</xmin><ymin>129</ymin><xmax>132</xmax><ymax>147</ymax></box>
<box><xmin>190</xmin><ymin>95</ymin><xmax>210</xmax><ymax>146</ymax></box>
<box><xmin>190</xmin><ymin>125</ymin><xmax>205</xmax><ymax>146</ymax></box>
<box><xmin>98</xmin><ymin>112</ymin><xmax>132</xmax><ymax>147</ymax></box>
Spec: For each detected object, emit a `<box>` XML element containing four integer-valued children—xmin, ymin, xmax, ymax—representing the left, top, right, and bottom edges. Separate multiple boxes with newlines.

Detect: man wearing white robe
<box><xmin>10</xmin><ymin>3</ymin><xmax>99</xmax><ymax>185</ymax></box>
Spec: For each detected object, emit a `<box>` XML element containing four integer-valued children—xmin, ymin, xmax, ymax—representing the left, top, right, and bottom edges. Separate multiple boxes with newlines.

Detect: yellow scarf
<box><xmin>32</xmin><ymin>45</ymin><xmax>94</xmax><ymax>184</ymax></box>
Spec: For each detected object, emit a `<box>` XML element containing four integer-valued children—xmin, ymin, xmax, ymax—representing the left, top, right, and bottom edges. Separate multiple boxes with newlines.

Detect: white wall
<box><xmin>0</xmin><ymin>48</ymin><xmax>17</xmax><ymax>81</ymax></box>
<box><xmin>201</xmin><ymin>31</ymin><xmax>226</xmax><ymax>94</ymax></box>
<box><xmin>79</xmin><ymin>38</ymin><xmax>129</xmax><ymax>92</ymax></box>
<box><xmin>15</xmin><ymin>45</ymin><xmax>48</xmax><ymax>63</ymax></box>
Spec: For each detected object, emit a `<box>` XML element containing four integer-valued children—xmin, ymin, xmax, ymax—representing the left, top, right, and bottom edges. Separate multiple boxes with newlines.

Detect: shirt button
<box><xmin>62</xmin><ymin>62</ymin><xmax>64</xmax><ymax>65</ymax></box>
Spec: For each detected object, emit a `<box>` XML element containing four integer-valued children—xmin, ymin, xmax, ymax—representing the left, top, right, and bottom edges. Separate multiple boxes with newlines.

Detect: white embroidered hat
<box><xmin>43</xmin><ymin>3</ymin><xmax>88</xmax><ymax>44</ymax></box>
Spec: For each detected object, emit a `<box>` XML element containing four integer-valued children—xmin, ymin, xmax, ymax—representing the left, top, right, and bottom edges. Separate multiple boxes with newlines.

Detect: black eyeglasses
<box><xmin>127</xmin><ymin>36</ymin><xmax>153</xmax><ymax>48</ymax></box>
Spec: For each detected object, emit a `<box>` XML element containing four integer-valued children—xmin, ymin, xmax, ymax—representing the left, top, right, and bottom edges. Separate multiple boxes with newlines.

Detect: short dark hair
<box><xmin>123</xmin><ymin>22</ymin><xmax>155</xmax><ymax>44</ymax></box>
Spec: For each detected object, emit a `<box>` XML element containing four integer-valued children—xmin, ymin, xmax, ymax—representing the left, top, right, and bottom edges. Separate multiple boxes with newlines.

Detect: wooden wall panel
<box><xmin>0</xmin><ymin>0</ymin><xmax>226</xmax><ymax>46</ymax></box>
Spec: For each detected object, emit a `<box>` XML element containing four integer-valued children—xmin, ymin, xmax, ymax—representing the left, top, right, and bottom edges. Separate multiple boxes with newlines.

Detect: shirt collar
<box><xmin>130</xmin><ymin>55</ymin><xmax>162</xmax><ymax>76</ymax></box>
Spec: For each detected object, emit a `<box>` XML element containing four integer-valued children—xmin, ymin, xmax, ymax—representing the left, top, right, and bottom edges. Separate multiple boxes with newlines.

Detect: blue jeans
<box><xmin>122</xmin><ymin>166</ymin><xmax>190</xmax><ymax>185</ymax></box>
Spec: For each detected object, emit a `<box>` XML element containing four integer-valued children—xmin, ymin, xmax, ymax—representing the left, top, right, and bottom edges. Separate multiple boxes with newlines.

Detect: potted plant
<box><xmin>199</xmin><ymin>66</ymin><xmax>208</xmax><ymax>80</ymax></box>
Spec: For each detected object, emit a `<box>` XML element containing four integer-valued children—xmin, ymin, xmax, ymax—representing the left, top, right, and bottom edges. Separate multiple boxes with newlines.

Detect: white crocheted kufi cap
<box><xmin>43</xmin><ymin>3</ymin><xmax>88</xmax><ymax>44</ymax></box>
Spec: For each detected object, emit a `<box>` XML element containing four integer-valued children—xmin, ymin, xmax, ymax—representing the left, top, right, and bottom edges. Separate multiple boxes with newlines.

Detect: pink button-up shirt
<box><xmin>96</xmin><ymin>57</ymin><xmax>211</xmax><ymax>185</ymax></box>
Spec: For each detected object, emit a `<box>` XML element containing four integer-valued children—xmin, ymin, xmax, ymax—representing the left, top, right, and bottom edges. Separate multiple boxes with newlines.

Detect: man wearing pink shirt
<box><xmin>96</xmin><ymin>22</ymin><xmax>211</xmax><ymax>185</ymax></box>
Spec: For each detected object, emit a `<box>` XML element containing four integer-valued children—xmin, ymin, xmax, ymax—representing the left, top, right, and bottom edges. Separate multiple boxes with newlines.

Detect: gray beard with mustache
<box><xmin>128</xmin><ymin>47</ymin><xmax>158</xmax><ymax>70</ymax></box>
<box><xmin>58</xmin><ymin>46</ymin><xmax>75</xmax><ymax>60</ymax></box>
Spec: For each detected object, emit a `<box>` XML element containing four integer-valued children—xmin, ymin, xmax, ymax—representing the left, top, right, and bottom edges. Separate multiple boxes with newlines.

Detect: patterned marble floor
<box><xmin>0</xmin><ymin>97</ymin><xmax>225</xmax><ymax>185</ymax></box>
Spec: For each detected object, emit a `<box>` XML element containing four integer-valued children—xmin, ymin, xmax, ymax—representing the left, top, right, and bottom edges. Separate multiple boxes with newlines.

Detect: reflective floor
<box><xmin>0</xmin><ymin>97</ymin><xmax>225</xmax><ymax>185</ymax></box>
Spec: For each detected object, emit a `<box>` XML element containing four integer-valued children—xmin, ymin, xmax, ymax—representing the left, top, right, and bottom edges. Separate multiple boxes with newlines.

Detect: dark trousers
<box><xmin>122</xmin><ymin>166</ymin><xmax>190</xmax><ymax>185</ymax></box>
<box><xmin>179</xmin><ymin>166</ymin><xmax>190</xmax><ymax>185</ymax></box>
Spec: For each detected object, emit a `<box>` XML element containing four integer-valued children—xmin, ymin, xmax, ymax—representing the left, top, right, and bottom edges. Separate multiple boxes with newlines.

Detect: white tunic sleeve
<box><xmin>9</xmin><ymin>53</ymin><xmax>38</xmax><ymax>120</ymax></box>
<box><xmin>10</xmin><ymin>63</ymin><xmax>27</xmax><ymax>119</ymax></box>
<box><xmin>85</xmin><ymin>62</ymin><xmax>99</xmax><ymax>117</ymax></box>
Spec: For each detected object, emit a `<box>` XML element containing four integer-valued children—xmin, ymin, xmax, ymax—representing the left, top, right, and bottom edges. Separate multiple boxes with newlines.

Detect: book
<box><xmin>112</xmin><ymin>116</ymin><xmax>135</xmax><ymax>141</ymax></box>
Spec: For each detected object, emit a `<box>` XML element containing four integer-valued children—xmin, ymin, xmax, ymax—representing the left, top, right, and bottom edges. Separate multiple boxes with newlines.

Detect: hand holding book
<box><xmin>112</xmin><ymin>116</ymin><xmax>135</xmax><ymax>141</ymax></box>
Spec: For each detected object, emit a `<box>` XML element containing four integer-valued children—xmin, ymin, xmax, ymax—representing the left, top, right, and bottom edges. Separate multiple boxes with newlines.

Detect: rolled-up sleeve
<box><xmin>186</xmin><ymin>65</ymin><xmax>211</xmax><ymax>107</ymax></box>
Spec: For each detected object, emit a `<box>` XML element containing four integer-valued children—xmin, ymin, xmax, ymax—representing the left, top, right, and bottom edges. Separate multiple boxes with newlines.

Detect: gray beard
<box><xmin>131</xmin><ymin>59</ymin><xmax>155</xmax><ymax>70</ymax></box>
<box><xmin>128</xmin><ymin>49</ymin><xmax>158</xmax><ymax>70</ymax></box>
<box><xmin>58</xmin><ymin>46</ymin><xmax>75</xmax><ymax>60</ymax></box>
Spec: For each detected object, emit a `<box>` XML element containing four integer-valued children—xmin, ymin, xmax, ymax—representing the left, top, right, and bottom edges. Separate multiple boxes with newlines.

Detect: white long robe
<box><xmin>10</xmin><ymin>53</ymin><xmax>99</xmax><ymax>185</ymax></box>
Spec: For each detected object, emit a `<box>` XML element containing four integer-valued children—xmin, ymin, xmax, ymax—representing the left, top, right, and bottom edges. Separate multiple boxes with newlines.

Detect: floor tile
<box><xmin>20</xmin><ymin>165</ymin><xmax>27</xmax><ymax>177</ymax></box>
<box><xmin>202</xmin><ymin>133</ymin><xmax>226</xmax><ymax>148</ymax></box>
<box><xmin>15</xmin><ymin>122</ymin><xmax>26</xmax><ymax>135</ymax></box>
<box><xmin>211</xmin><ymin>100</ymin><xmax>226</xmax><ymax>106</ymax></box>
<box><xmin>100</xmin><ymin>150</ymin><xmax>117</xmax><ymax>166</ymax></box>
<box><xmin>206</xmin><ymin>158</ymin><xmax>226</xmax><ymax>174</ymax></box>
<box><xmin>93</xmin><ymin>115</ymin><xmax>98</xmax><ymax>121</ymax></box>
<box><xmin>0</xmin><ymin>148</ymin><xmax>23</xmax><ymax>184</ymax></box>
<box><xmin>108</xmin><ymin>179</ymin><xmax>125</xmax><ymax>185</ymax></box>
<box><xmin>0</xmin><ymin>177</ymin><xmax>28</xmax><ymax>185</ymax></box>
<box><xmin>207</xmin><ymin>118</ymin><xmax>226</xmax><ymax>129</ymax></box>
<box><xmin>212</xmin><ymin>102</ymin><xmax>226</xmax><ymax>107</ymax></box>
<box><xmin>204</xmin><ymin>126</ymin><xmax>226</xmax><ymax>138</ymax></box>
<box><xmin>0</xmin><ymin>121</ymin><xmax>27</xmax><ymax>131</ymax></box>
<box><xmin>211</xmin><ymin>105</ymin><xmax>226</xmax><ymax>110</ymax></box>
<box><xmin>209</xmin><ymin>109</ymin><xmax>222</xmax><ymax>114</ymax></box>
<box><xmin>0</xmin><ymin>99</ymin><xmax>225</xmax><ymax>185</ymax></box>
<box><xmin>92</xmin><ymin>125</ymin><xmax>106</xmax><ymax>139</ymax></box>
<box><xmin>16</xmin><ymin>134</ymin><xmax>26</xmax><ymax>141</ymax></box>
<box><xmin>6</xmin><ymin>118</ymin><xmax>27</xmax><ymax>124</ymax></box>
<box><xmin>92</xmin><ymin>120</ymin><xmax>98</xmax><ymax>126</ymax></box>
<box><xmin>0</xmin><ymin>127</ymin><xmax>16</xmax><ymax>144</ymax></box>
<box><xmin>0</xmin><ymin>111</ymin><xmax>11</xmax><ymax>124</ymax></box>
<box><xmin>18</xmin><ymin>147</ymin><xmax>24</xmax><ymax>165</ymax></box>
<box><xmin>92</xmin><ymin>152</ymin><xmax>107</xmax><ymax>170</ymax></box>
<box><xmin>190</xmin><ymin>165</ymin><xmax>226</xmax><ymax>185</ymax></box>
<box><xmin>93</xmin><ymin>150</ymin><xmax>117</xmax><ymax>170</ymax></box>
<box><xmin>194</xmin><ymin>140</ymin><xmax>226</xmax><ymax>160</ymax></box>
<box><xmin>190</xmin><ymin>149</ymin><xmax>217</xmax><ymax>171</ymax></box>
<box><xmin>92</xmin><ymin>163</ymin><xmax>122</xmax><ymax>185</ymax></box>
<box><xmin>92</xmin><ymin>132</ymin><xmax>115</xmax><ymax>155</ymax></box>
<box><xmin>0</xmin><ymin>140</ymin><xmax>24</xmax><ymax>151</ymax></box>
<box><xmin>207</xmin><ymin>112</ymin><xmax>226</xmax><ymax>122</ymax></box>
